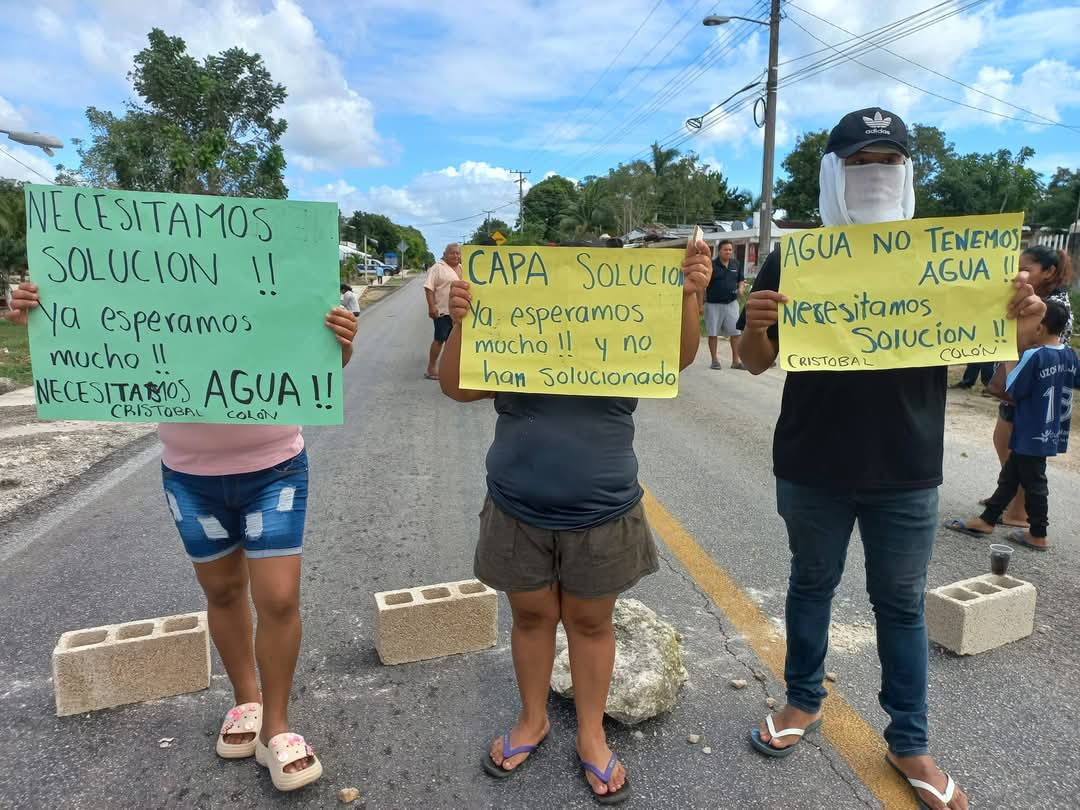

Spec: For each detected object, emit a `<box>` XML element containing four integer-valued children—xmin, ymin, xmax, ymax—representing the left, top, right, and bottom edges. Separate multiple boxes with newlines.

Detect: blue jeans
<box><xmin>776</xmin><ymin>478</ymin><xmax>938</xmax><ymax>756</ymax></box>
<box><xmin>162</xmin><ymin>450</ymin><xmax>309</xmax><ymax>563</ymax></box>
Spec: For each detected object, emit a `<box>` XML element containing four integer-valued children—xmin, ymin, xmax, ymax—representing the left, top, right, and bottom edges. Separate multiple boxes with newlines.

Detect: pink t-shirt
<box><xmin>159</xmin><ymin>423</ymin><xmax>304</xmax><ymax>476</ymax></box>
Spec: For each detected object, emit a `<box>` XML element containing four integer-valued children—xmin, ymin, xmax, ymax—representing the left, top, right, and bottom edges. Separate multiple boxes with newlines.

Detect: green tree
<box><xmin>1033</xmin><ymin>167</ymin><xmax>1080</xmax><ymax>228</ymax></box>
<box><xmin>73</xmin><ymin>28</ymin><xmax>287</xmax><ymax>197</ymax></box>
<box><xmin>774</xmin><ymin>130</ymin><xmax>828</xmax><ymax>221</ymax></box>
<box><xmin>649</xmin><ymin>142</ymin><xmax>680</xmax><ymax>178</ymax></box>
<box><xmin>522</xmin><ymin>175</ymin><xmax>577</xmax><ymax>241</ymax></box>
<box><xmin>0</xmin><ymin>180</ymin><xmax>27</xmax><ymax>296</ymax></box>
<box><xmin>469</xmin><ymin>217</ymin><xmax>511</xmax><ymax>244</ymax></box>
<box><xmin>561</xmin><ymin>181</ymin><xmax>614</xmax><ymax>238</ymax></box>
<box><xmin>930</xmin><ymin>147</ymin><xmax>1041</xmax><ymax>218</ymax></box>
<box><xmin>909</xmin><ymin>124</ymin><xmax>955</xmax><ymax>217</ymax></box>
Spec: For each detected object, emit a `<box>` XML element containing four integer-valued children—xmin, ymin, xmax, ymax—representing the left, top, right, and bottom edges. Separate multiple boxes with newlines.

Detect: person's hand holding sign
<box><xmin>1007</xmin><ymin>269</ymin><xmax>1047</xmax><ymax>349</ymax></box>
<box><xmin>678</xmin><ymin>235</ymin><xmax>713</xmax><ymax>371</ymax></box>
<box><xmin>448</xmin><ymin>278</ymin><xmax>472</xmax><ymax>325</ymax></box>
<box><xmin>2</xmin><ymin>281</ymin><xmax>39</xmax><ymax>326</ymax></box>
<box><xmin>740</xmin><ymin>287</ymin><xmax>788</xmax><ymax>374</ymax></box>
<box><xmin>326</xmin><ymin>306</ymin><xmax>358</xmax><ymax>367</ymax></box>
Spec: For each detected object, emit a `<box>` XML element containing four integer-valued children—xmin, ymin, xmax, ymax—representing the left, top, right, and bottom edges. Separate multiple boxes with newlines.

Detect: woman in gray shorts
<box><xmin>437</xmin><ymin>240</ymin><xmax>712</xmax><ymax>804</ymax></box>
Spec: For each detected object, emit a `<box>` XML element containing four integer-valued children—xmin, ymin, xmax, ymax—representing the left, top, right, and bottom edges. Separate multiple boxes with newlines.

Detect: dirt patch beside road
<box><xmin>0</xmin><ymin>402</ymin><xmax>156</xmax><ymax>523</ymax></box>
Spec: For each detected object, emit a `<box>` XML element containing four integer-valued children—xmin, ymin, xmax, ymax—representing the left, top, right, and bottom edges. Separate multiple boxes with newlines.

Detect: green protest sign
<box><xmin>23</xmin><ymin>185</ymin><xmax>343</xmax><ymax>424</ymax></box>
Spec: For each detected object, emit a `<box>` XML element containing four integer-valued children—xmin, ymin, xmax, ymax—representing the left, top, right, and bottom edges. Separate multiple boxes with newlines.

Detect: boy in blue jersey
<box><xmin>946</xmin><ymin>300</ymin><xmax>1077</xmax><ymax>550</ymax></box>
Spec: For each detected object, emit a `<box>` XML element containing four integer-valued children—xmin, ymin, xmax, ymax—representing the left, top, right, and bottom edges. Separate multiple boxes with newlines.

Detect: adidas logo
<box><xmin>863</xmin><ymin>110</ymin><xmax>892</xmax><ymax>134</ymax></box>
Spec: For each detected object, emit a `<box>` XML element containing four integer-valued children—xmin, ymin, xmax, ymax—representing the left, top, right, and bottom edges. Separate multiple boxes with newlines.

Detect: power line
<box><xmin>785</xmin><ymin>1</ymin><xmax>1080</xmax><ymax>134</ymax></box>
<box><xmin>669</xmin><ymin>0</ymin><xmax>998</xmax><ymax>154</ymax></box>
<box><xmin>783</xmin><ymin>11</ymin><xmax>1076</xmax><ymax>129</ymax></box>
<box><xmin>560</xmin><ymin>1</ymin><xmax>770</xmax><ymax>176</ymax></box>
<box><xmin>0</xmin><ymin>145</ymin><xmax>53</xmax><ymax>183</ymax></box>
<box><xmin>515</xmin><ymin>0</ymin><xmax>667</xmax><ymax>170</ymax></box>
<box><xmin>411</xmin><ymin>200</ymin><xmax>519</xmax><ymax>228</ymax></box>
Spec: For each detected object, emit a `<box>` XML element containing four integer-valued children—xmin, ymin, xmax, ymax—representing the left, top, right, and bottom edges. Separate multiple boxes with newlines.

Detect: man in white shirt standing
<box><xmin>423</xmin><ymin>243</ymin><xmax>463</xmax><ymax>380</ymax></box>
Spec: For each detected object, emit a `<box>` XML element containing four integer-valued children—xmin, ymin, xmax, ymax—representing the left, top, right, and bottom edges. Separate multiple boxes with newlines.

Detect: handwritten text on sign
<box><xmin>23</xmin><ymin>185</ymin><xmax>342</xmax><ymax>424</ymax></box>
<box><xmin>778</xmin><ymin>213</ymin><xmax>1024</xmax><ymax>371</ymax></box>
<box><xmin>459</xmin><ymin>247</ymin><xmax>684</xmax><ymax>397</ymax></box>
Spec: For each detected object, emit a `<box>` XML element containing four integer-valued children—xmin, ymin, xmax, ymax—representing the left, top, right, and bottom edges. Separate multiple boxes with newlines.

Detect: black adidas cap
<box><xmin>825</xmin><ymin>108</ymin><xmax>909</xmax><ymax>158</ymax></box>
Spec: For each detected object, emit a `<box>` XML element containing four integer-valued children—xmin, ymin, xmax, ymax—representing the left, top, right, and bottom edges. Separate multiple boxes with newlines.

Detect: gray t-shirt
<box><xmin>485</xmin><ymin>393</ymin><xmax>643</xmax><ymax>530</ymax></box>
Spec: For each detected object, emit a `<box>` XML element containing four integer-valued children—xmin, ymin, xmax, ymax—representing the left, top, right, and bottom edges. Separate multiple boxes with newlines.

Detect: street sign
<box><xmin>384</xmin><ymin>252</ymin><xmax>397</xmax><ymax>267</ymax></box>
<box><xmin>491</xmin><ymin>230</ymin><xmax>506</xmax><ymax>246</ymax></box>
<box><xmin>397</xmin><ymin>240</ymin><xmax>408</xmax><ymax>253</ymax></box>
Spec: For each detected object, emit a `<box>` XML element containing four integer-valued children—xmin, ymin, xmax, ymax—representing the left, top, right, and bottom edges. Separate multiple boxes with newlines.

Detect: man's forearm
<box><xmin>740</xmin><ymin>328</ymin><xmax>778</xmax><ymax>375</ymax></box>
<box><xmin>679</xmin><ymin>295</ymin><xmax>702</xmax><ymax>370</ymax></box>
<box><xmin>425</xmin><ymin>289</ymin><xmax>436</xmax><ymax>312</ymax></box>
<box><xmin>438</xmin><ymin>325</ymin><xmax>490</xmax><ymax>402</ymax></box>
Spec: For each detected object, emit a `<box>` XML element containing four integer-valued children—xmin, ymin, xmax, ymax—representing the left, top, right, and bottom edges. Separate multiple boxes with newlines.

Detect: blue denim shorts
<box><xmin>161</xmin><ymin>450</ymin><xmax>309</xmax><ymax>563</ymax></box>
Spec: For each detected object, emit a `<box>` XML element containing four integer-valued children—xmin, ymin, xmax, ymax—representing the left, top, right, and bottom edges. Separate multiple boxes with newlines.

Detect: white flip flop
<box><xmin>215</xmin><ymin>702</ymin><xmax>262</xmax><ymax>759</ymax></box>
<box><xmin>255</xmin><ymin>732</ymin><xmax>323</xmax><ymax>792</ymax></box>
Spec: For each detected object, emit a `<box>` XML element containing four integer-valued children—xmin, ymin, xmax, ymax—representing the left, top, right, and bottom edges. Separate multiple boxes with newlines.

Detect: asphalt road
<box><xmin>1</xmin><ymin>279</ymin><xmax>1077</xmax><ymax>809</ymax></box>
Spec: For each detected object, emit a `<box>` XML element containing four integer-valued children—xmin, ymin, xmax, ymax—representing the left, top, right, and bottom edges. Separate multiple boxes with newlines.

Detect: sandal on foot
<box><xmin>887</xmin><ymin>756</ymin><xmax>956</xmax><ymax>810</ymax></box>
<box><xmin>942</xmin><ymin>518</ymin><xmax>991</xmax><ymax>538</ymax></box>
<box><xmin>1007</xmin><ymin>529</ymin><xmax>1049</xmax><ymax>552</ymax></box>
<box><xmin>255</xmin><ymin>732</ymin><xmax>323</xmax><ymax>792</ymax></box>
<box><xmin>750</xmin><ymin>714</ymin><xmax>823</xmax><ymax>758</ymax></box>
<box><xmin>216</xmin><ymin>702</ymin><xmax>262</xmax><ymax>759</ymax></box>
<box><xmin>580</xmin><ymin>753</ymin><xmax>630</xmax><ymax>805</ymax></box>
<box><xmin>482</xmin><ymin>730</ymin><xmax>546</xmax><ymax>779</ymax></box>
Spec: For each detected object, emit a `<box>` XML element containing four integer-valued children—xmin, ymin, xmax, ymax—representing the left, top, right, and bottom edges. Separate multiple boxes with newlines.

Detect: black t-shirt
<box><xmin>706</xmin><ymin>257</ymin><xmax>743</xmax><ymax>303</ymax></box>
<box><xmin>737</xmin><ymin>249</ymin><xmax>947</xmax><ymax>490</ymax></box>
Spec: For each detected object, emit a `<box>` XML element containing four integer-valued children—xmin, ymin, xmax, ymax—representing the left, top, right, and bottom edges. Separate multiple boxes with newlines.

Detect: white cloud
<box><xmin>0</xmin><ymin>143</ymin><xmax>56</xmax><ymax>184</ymax></box>
<box><xmin>306</xmin><ymin>160</ymin><xmax>527</xmax><ymax>252</ymax></box>
<box><xmin>25</xmin><ymin>0</ymin><xmax>390</xmax><ymax>172</ymax></box>
<box><xmin>0</xmin><ymin>96</ymin><xmax>28</xmax><ymax>131</ymax></box>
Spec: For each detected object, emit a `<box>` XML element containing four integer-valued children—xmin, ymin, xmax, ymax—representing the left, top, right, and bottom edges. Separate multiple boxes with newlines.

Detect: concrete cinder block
<box><xmin>374</xmin><ymin>579</ymin><xmax>497</xmax><ymax>665</ymax></box>
<box><xmin>926</xmin><ymin>574</ymin><xmax>1036</xmax><ymax>655</ymax></box>
<box><xmin>52</xmin><ymin>612</ymin><xmax>211</xmax><ymax>716</ymax></box>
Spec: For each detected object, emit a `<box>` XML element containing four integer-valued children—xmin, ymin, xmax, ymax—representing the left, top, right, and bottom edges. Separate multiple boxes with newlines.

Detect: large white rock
<box><xmin>550</xmin><ymin>598</ymin><xmax>687</xmax><ymax>725</ymax></box>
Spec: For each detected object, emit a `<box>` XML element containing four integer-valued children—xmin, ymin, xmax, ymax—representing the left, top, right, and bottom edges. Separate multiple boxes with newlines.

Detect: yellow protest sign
<box><xmin>459</xmin><ymin>246</ymin><xmax>685</xmax><ymax>397</ymax></box>
<box><xmin>778</xmin><ymin>213</ymin><xmax>1024</xmax><ymax>372</ymax></box>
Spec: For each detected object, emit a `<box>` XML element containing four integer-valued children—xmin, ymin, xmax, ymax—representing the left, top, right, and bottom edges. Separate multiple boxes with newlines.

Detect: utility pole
<box><xmin>758</xmin><ymin>0</ymin><xmax>781</xmax><ymax>269</ymax></box>
<box><xmin>511</xmin><ymin>169</ymin><xmax>531</xmax><ymax>229</ymax></box>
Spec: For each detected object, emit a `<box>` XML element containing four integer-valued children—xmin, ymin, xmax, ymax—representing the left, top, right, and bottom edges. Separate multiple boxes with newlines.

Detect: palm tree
<box><xmin>649</xmin><ymin>142</ymin><xmax>680</xmax><ymax>178</ymax></box>
<box><xmin>560</xmin><ymin>181</ymin><xmax>613</xmax><ymax>238</ymax></box>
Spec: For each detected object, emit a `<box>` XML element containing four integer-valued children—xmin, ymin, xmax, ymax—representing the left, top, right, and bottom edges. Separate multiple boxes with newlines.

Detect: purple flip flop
<box><xmin>581</xmin><ymin>753</ymin><xmax>630</xmax><ymax>805</ymax></box>
<box><xmin>482</xmin><ymin>730</ymin><xmax>545</xmax><ymax>779</ymax></box>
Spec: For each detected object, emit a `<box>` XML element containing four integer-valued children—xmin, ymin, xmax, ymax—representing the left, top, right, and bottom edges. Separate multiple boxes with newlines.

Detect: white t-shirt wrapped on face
<box><xmin>818</xmin><ymin>150</ymin><xmax>915</xmax><ymax>227</ymax></box>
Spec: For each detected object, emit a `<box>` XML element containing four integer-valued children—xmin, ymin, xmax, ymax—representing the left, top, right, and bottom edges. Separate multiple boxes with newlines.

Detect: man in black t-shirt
<box><xmin>736</xmin><ymin>108</ymin><xmax>1045</xmax><ymax>810</ymax></box>
<box><xmin>702</xmin><ymin>239</ymin><xmax>745</xmax><ymax>369</ymax></box>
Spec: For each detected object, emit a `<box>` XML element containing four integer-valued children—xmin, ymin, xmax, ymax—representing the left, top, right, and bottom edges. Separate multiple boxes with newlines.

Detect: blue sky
<box><xmin>2</xmin><ymin>0</ymin><xmax>1079</xmax><ymax>252</ymax></box>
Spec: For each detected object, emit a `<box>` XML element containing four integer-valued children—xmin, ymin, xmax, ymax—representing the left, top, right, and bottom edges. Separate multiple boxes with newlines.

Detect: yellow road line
<box><xmin>641</xmin><ymin>488</ymin><xmax>916</xmax><ymax>809</ymax></box>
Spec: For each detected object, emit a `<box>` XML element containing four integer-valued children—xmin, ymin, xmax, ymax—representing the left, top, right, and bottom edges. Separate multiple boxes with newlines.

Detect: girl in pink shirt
<box><xmin>6</xmin><ymin>282</ymin><xmax>357</xmax><ymax>792</ymax></box>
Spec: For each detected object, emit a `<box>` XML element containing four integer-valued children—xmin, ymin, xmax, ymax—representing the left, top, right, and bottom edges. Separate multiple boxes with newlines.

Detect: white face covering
<box><xmin>818</xmin><ymin>151</ymin><xmax>916</xmax><ymax>227</ymax></box>
<box><xmin>844</xmin><ymin>163</ymin><xmax>906</xmax><ymax>224</ymax></box>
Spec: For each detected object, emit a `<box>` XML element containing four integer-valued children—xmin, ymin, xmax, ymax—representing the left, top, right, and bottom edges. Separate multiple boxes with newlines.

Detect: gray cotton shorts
<box><xmin>473</xmin><ymin>496</ymin><xmax>659</xmax><ymax>600</ymax></box>
<box><xmin>704</xmin><ymin>301</ymin><xmax>741</xmax><ymax>337</ymax></box>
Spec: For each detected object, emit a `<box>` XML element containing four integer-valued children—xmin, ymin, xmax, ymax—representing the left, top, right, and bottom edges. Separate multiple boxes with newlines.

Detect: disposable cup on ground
<box><xmin>990</xmin><ymin>544</ymin><xmax>1013</xmax><ymax>576</ymax></box>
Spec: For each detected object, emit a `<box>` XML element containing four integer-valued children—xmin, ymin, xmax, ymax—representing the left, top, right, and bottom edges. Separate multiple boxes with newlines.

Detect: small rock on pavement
<box><xmin>551</xmin><ymin>598</ymin><xmax>687</xmax><ymax>725</ymax></box>
<box><xmin>687</xmin><ymin>734</ymin><xmax>701</xmax><ymax>745</ymax></box>
<box><xmin>158</xmin><ymin>738</ymin><xmax>175</xmax><ymax>748</ymax></box>
<box><xmin>753</xmin><ymin>670</ymin><xmax>767</xmax><ymax>682</ymax></box>
<box><xmin>632</xmin><ymin>730</ymin><xmax>644</xmax><ymax>740</ymax></box>
<box><xmin>702</xmin><ymin>746</ymin><xmax>713</xmax><ymax>755</ymax></box>
<box><xmin>730</xmin><ymin>679</ymin><xmax>748</xmax><ymax>689</ymax></box>
<box><xmin>338</xmin><ymin>787</ymin><xmax>361</xmax><ymax>804</ymax></box>
<box><xmin>766</xmin><ymin>697</ymin><xmax>777</xmax><ymax>708</ymax></box>
<box><xmin>825</xmin><ymin>672</ymin><xmax>838</xmax><ymax>683</ymax></box>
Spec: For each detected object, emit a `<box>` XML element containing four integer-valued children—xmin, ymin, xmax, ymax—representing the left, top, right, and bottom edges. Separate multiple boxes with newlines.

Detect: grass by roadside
<box><xmin>0</xmin><ymin>320</ymin><xmax>32</xmax><ymax>385</ymax></box>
